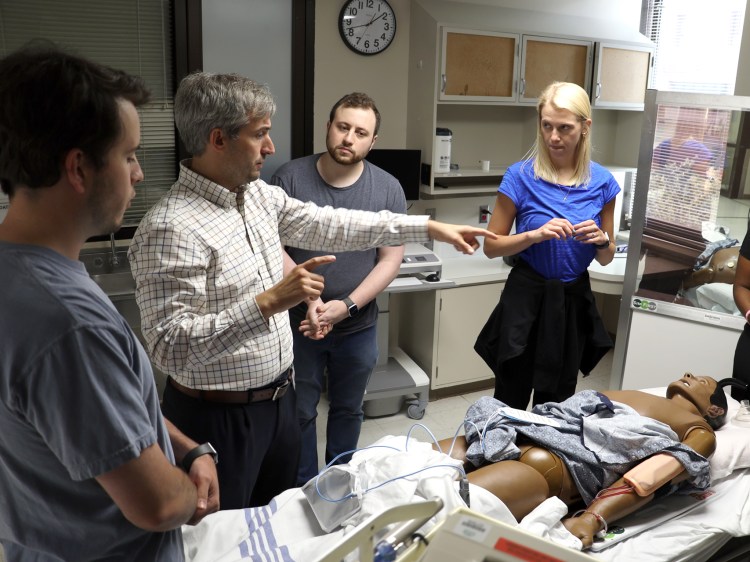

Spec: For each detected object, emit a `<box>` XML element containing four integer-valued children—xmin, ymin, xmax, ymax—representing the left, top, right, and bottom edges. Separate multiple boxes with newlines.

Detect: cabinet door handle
<box><xmin>520</xmin><ymin>78</ymin><xmax>526</xmax><ymax>96</ymax></box>
<box><xmin>441</xmin><ymin>74</ymin><xmax>446</xmax><ymax>93</ymax></box>
<box><xmin>595</xmin><ymin>82</ymin><xmax>602</xmax><ymax>100</ymax></box>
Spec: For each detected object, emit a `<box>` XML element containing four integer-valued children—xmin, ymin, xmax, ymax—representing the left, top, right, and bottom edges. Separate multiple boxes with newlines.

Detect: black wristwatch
<box><xmin>594</xmin><ymin>231</ymin><xmax>611</xmax><ymax>250</ymax></box>
<box><xmin>181</xmin><ymin>442</ymin><xmax>218</xmax><ymax>472</ymax></box>
<box><xmin>343</xmin><ymin>297</ymin><xmax>359</xmax><ymax>317</ymax></box>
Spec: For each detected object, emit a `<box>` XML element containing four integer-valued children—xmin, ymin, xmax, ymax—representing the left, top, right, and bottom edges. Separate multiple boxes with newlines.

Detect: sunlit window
<box><xmin>642</xmin><ymin>0</ymin><xmax>746</xmax><ymax>95</ymax></box>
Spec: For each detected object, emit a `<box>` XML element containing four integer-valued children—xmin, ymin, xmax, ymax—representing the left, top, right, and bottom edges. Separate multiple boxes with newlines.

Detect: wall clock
<box><xmin>338</xmin><ymin>0</ymin><xmax>397</xmax><ymax>56</ymax></box>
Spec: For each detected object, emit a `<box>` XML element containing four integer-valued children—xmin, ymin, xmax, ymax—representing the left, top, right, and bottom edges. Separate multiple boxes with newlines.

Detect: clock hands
<box><xmin>367</xmin><ymin>12</ymin><xmax>387</xmax><ymax>25</ymax></box>
<box><xmin>348</xmin><ymin>11</ymin><xmax>386</xmax><ymax>31</ymax></box>
<box><xmin>339</xmin><ymin>0</ymin><xmax>395</xmax><ymax>54</ymax></box>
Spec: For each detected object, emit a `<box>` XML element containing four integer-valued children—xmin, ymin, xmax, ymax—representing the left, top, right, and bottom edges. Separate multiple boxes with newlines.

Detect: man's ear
<box><xmin>63</xmin><ymin>148</ymin><xmax>88</xmax><ymax>194</ymax></box>
<box><xmin>208</xmin><ymin>128</ymin><xmax>227</xmax><ymax>150</ymax></box>
<box><xmin>369</xmin><ymin>134</ymin><xmax>378</xmax><ymax>152</ymax></box>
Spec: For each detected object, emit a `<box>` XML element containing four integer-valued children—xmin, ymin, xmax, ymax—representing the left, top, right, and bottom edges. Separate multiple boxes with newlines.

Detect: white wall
<box><xmin>439</xmin><ymin>0</ymin><xmax>640</xmax><ymax>28</ymax></box>
<box><xmin>734</xmin><ymin>3</ymin><xmax>750</xmax><ymax>95</ymax></box>
<box><xmin>200</xmin><ymin>0</ymin><xmax>646</xmax><ymax>174</ymax></box>
<box><xmin>411</xmin><ymin>0</ymin><xmax>643</xmax><ymax>41</ymax></box>
<box><xmin>313</xmin><ymin>0</ymin><xmax>412</xmax><ymax>152</ymax></box>
<box><xmin>313</xmin><ymin>0</ymin><xmax>645</xmax><ymax>175</ymax></box>
<box><xmin>202</xmin><ymin>0</ymin><xmax>292</xmax><ymax>181</ymax></box>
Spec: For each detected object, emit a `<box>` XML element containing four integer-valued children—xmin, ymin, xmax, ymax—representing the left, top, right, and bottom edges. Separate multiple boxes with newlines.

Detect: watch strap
<box><xmin>181</xmin><ymin>442</ymin><xmax>218</xmax><ymax>472</ymax></box>
<box><xmin>594</xmin><ymin>232</ymin><xmax>611</xmax><ymax>249</ymax></box>
<box><xmin>343</xmin><ymin>296</ymin><xmax>358</xmax><ymax>317</ymax></box>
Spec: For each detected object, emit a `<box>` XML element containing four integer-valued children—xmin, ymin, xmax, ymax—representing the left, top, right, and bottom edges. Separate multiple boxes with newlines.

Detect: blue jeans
<box><xmin>293</xmin><ymin>324</ymin><xmax>378</xmax><ymax>485</ymax></box>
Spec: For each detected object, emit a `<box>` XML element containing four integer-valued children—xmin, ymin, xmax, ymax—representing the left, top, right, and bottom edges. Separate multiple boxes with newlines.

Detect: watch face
<box><xmin>339</xmin><ymin>0</ymin><xmax>396</xmax><ymax>56</ymax></box>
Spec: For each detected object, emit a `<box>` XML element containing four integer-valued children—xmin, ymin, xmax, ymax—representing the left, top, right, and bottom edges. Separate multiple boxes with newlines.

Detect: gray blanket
<box><xmin>463</xmin><ymin>391</ymin><xmax>711</xmax><ymax>504</ymax></box>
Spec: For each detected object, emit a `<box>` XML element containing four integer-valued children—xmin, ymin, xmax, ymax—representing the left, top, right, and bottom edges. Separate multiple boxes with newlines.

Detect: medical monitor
<box><xmin>365</xmin><ymin>148</ymin><xmax>422</xmax><ymax>201</ymax></box>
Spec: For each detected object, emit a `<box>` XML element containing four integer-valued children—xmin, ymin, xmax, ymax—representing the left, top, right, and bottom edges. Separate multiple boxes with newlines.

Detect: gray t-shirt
<box><xmin>272</xmin><ymin>154</ymin><xmax>407</xmax><ymax>334</ymax></box>
<box><xmin>0</xmin><ymin>242</ymin><xmax>183</xmax><ymax>561</ymax></box>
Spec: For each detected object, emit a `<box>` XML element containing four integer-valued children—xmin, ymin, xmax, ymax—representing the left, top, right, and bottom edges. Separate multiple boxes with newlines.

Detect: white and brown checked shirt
<box><xmin>128</xmin><ymin>161</ymin><xmax>428</xmax><ymax>391</ymax></box>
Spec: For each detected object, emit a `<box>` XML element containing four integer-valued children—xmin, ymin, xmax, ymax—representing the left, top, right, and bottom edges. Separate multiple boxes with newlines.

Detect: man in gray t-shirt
<box><xmin>0</xmin><ymin>46</ymin><xmax>218</xmax><ymax>560</ymax></box>
<box><xmin>272</xmin><ymin>93</ymin><xmax>405</xmax><ymax>485</ymax></box>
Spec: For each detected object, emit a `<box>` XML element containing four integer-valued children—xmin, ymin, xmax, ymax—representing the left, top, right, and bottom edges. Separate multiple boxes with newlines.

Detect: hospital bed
<box><xmin>181</xmin><ymin>388</ymin><xmax>750</xmax><ymax>562</ymax></box>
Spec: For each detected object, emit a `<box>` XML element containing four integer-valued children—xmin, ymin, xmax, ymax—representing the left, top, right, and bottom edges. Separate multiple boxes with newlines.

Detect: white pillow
<box><xmin>640</xmin><ymin>387</ymin><xmax>750</xmax><ymax>480</ymax></box>
<box><xmin>695</xmin><ymin>283</ymin><xmax>741</xmax><ymax>316</ymax></box>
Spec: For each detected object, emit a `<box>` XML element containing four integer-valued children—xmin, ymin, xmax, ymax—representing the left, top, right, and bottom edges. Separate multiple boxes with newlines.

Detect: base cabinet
<box><xmin>397</xmin><ymin>283</ymin><xmax>503</xmax><ymax>390</ymax></box>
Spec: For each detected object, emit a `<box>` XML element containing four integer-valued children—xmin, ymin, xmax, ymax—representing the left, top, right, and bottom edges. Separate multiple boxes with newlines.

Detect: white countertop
<box><xmin>439</xmin><ymin>252</ymin><xmax>627</xmax><ymax>293</ymax></box>
<box><xmin>440</xmin><ymin>254</ymin><xmax>512</xmax><ymax>286</ymax></box>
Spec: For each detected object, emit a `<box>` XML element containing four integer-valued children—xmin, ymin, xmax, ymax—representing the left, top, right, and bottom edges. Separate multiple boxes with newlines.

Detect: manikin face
<box><xmin>666</xmin><ymin>373</ymin><xmax>718</xmax><ymax>415</ymax></box>
<box><xmin>224</xmin><ymin>114</ymin><xmax>275</xmax><ymax>186</ymax></box>
<box><xmin>87</xmin><ymin>99</ymin><xmax>143</xmax><ymax>234</ymax></box>
<box><xmin>539</xmin><ymin>105</ymin><xmax>589</xmax><ymax>168</ymax></box>
<box><xmin>325</xmin><ymin>106</ymin><xmax>377</xmax><ymax>166</ymax></box>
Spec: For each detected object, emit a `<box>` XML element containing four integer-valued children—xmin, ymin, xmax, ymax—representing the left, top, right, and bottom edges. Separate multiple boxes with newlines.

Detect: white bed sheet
<box><xmin>182</xmin><ymin>394</ymin><xmax>750</xmax><ymax>562</ymax></box>
<box><xmin>591</xmin><ymin>467</ymin><xmax>750</xmax><ymax>562</ymax></box>
<box><xmin>182</xmin><ymin>436</ymin><xmax>515</xmax><ymax>562</ymax></box>
<box><xmin>181</xmin><ymin>467</ymin><xmax>750</xmax><ymax>562</ymax></box>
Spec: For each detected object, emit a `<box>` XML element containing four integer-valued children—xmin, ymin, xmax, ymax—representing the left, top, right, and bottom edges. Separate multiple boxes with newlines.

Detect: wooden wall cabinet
<box><xmin>592</xmin><ymin>42</ymin><xmax>653</xmax><ymax>110</ymax></box>
<box><xmin>397</xmin><ymin>283</ymin><xmax>503</xmax><ymax>391</ymax></box>
<box><xmin>439</xmin><ymin>28</ymin><xmax>595</xmax><ymax>106</ymax></box>
<box><xmin>518</xmin><ymin>35</ymin><xmax>592</xmax><ymax>104</ymax></box>
<box><xmin>440</xmin><ymin>28</ymin><xmax>518</xmax><ymax>102</ymax></box>
<box><xmin>439</xmin><ymin>28</ymin><xmax>650</xmax><ymax>110</ymax></box>
<box><xmin>407</xmin><ymin>2</ymin><xmax>653</xmax><ymax>198</ymax></box>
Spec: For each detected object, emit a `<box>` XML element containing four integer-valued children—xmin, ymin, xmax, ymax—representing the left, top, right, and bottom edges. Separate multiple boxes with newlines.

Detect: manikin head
<box><xmin>666</xmin><ymin>373</ymin><xmax>748</xmax><ymax>430</ymax></box>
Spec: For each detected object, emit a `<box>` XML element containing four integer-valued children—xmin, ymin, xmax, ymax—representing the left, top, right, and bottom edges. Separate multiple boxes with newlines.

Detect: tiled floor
<box><xmin>314</xmin><ymin>349</ymin><xmax>614</xmax><ymax>470</ymax></box>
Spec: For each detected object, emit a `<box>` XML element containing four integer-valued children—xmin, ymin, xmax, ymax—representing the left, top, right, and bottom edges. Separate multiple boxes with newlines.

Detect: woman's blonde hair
<box><xmin>524</xmin><ymin>81</ymin><xmax>592</xmax><ymax>187</ymax></box>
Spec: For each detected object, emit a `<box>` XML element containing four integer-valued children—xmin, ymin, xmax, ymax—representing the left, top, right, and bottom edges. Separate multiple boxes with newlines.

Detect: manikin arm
<box><xmin>564</xmin><ymin>426</ymin><xmax>716</xmax><ymax>548</ymax></box>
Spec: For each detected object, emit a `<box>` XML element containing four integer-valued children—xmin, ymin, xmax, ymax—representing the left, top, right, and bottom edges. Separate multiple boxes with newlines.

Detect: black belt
<box><xmin>168</xmin><ymin>369</ymin><xmax>293</xmax><ymax>404</ymax></box>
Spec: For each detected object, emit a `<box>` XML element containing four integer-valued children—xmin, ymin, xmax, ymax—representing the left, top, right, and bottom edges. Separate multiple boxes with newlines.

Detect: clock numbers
<box><xmin>339</xmin><ymin>0</ymin><xmax>396</xmax><ymax>56</ymax></box>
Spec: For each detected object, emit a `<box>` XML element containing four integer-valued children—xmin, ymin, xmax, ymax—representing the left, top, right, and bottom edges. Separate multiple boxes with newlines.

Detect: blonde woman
<box><xmin>476</xmin><ymin>82</ymin><xmax>619</xmax><ymax>409</ymax></box>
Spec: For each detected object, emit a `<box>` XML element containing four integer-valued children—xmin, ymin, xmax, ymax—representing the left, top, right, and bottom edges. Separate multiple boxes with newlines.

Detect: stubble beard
<box><xmin>88</xmin><ymin>174</ymin><xmax>127</xmax><ymax>236</ymax></box>
<box><xmin>327</xmin><ymin>138</ymin><xmax>366</xmax><ymax>167</ymax></box>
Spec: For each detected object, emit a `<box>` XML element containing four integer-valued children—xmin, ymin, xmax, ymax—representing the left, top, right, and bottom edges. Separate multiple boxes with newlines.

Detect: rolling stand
<box><xmin>362</xmin><ymin>244</ymin><xmax>454</xmax><ymax>420</ymax></box>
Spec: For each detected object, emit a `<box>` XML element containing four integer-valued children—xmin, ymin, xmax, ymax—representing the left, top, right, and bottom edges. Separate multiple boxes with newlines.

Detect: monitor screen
<box><xmin>365</xmin><ymin>148</ymin><xmax>422</xmax><ymax>201</ymax></box>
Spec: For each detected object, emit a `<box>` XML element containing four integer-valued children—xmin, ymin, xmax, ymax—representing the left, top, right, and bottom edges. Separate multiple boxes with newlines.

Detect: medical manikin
<box><xmin>438</xmin><ymin>374</ymin><xmax>747</xmax><ymax>549</ymax></box>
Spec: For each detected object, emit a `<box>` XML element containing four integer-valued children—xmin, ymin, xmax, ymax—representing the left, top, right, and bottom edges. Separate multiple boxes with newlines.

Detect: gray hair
<box><xmin>174</xmin><ymin>72</ymin><xmax>276</xmax><ymax>155</ymax></box>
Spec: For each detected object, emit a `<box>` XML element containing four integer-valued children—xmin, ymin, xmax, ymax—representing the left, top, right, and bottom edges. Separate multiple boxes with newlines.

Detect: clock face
<box><xmin>339</xmin><ymin>0</ymin><xmax>396</xmax><ymax>56</ymax></box>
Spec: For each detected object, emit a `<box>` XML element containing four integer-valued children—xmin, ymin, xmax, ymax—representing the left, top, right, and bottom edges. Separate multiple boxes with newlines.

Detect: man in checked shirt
<box><xmin>128</xmin><ymin>71</ymin><xmax>496</xmax><ymax>510</ymax></box>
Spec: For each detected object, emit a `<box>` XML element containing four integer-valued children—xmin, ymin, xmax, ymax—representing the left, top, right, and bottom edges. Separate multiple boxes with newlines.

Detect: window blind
<box><xmin>647</xmin><ymin>106</ymin><xmax>730</xmax><ymax>229</ymax></box>
<box><xmin>630</xmin><ymin>0</ymin><xmax>745</xmax><ymax>260</ymax></box>
<box><xmin>0</xmin><ymin>0</ymin><xmax>176</xmax><ymax>227</ymax></box>
<box><xmin>642</xmin><ymin>0</ymin><xmax>746</xmax><ymax>95</ymax></box>
<box><xmin>640</xmin><ymin>103</ymin><xmax>734</xmax><ymax>266</ymax></box>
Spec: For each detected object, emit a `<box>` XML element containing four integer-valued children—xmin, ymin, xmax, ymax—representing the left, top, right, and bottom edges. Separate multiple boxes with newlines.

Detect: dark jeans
<box><xmin>293</xmin><ymin>324</ymin><xmax>378</xmax><ymax>486</ymax></box>
<box><xmin>161</xmin><ymin>375</ymin><xmax>300</xmax><ymax>510</ymax></box>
